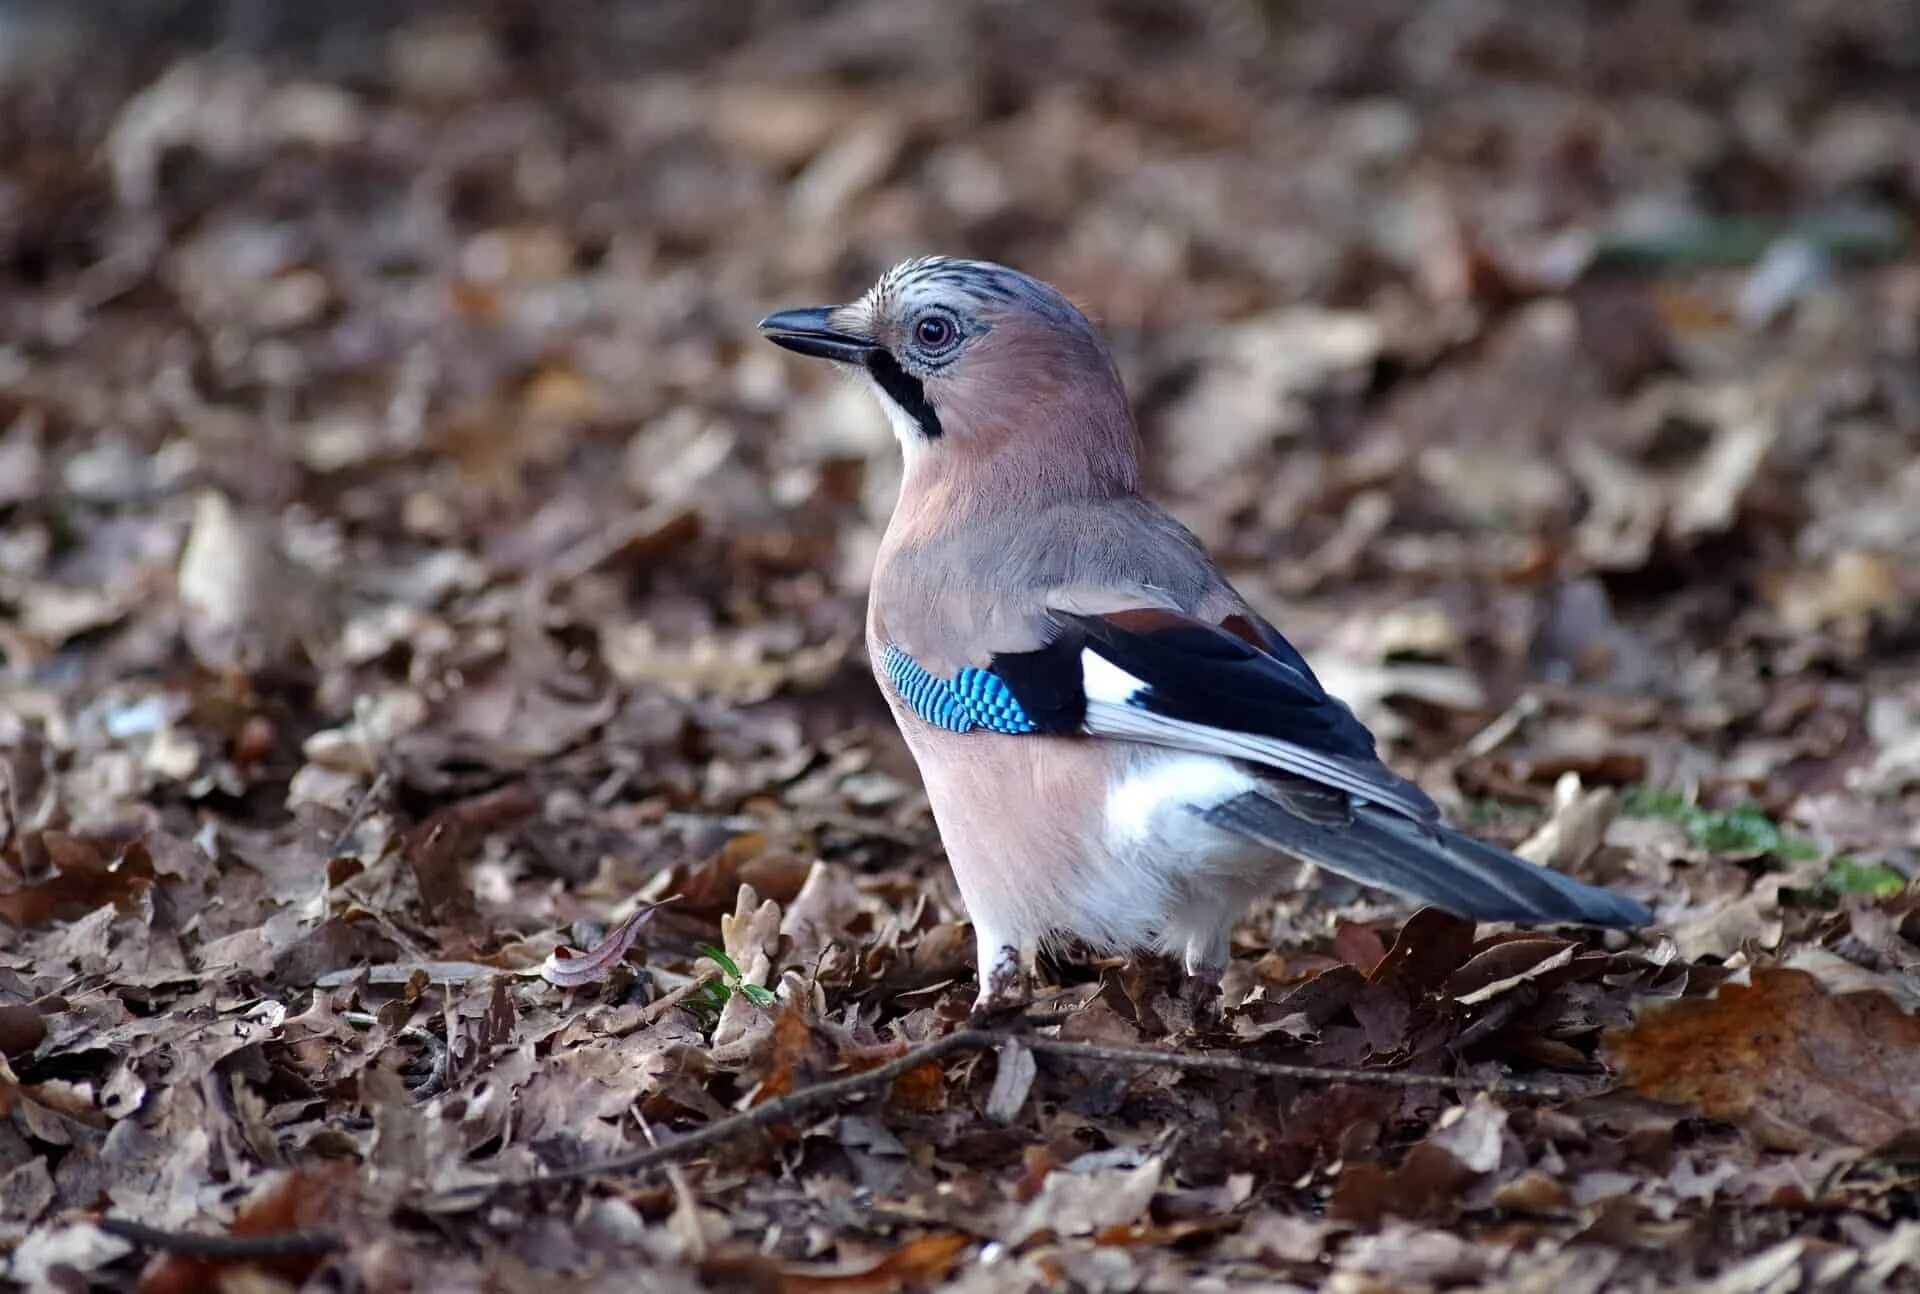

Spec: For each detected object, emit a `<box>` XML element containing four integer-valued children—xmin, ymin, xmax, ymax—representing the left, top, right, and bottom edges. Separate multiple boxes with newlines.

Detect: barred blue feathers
<box><xmin>881</xmin><ymin>644</ymin><xmax>1036</xmax><ymax>734</ymax></box>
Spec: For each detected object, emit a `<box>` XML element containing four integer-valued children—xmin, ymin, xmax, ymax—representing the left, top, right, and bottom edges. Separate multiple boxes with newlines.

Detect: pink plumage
<box><xmin>762</xmin><ymin>257</ymin><xmax>1650</xmax><ymax>1011</ymax></box>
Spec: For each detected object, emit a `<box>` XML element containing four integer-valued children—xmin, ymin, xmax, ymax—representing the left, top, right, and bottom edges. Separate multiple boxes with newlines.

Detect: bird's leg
<box><xmin>969</xmin><ymin>919</ymin><xmax>1030</xmax><ymax>1021</ymax></box>
<box><xmin>1178</xmin><ymin>930</ymin><xmax>1230</xmax><ymax>1025</ymax></box>
<box><xmin>1182</xmin><ymin>932</ymin><xmax>1228</xmax><ymax>980</ymax></box>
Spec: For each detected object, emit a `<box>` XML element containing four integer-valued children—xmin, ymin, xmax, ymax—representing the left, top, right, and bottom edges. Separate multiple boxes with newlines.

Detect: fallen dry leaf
<box><xmin>539</xmin><ymin>906</ymin><xmax>657</xmax><ymax>988</ymax></box>
<box><xmin>748</xmin><ymin>1006</ymin><xmax>818</xmax><ymax>1105</ymax></box>
<box><xmin>1607</xmin><ymin>967</ymin><xmax>1920</xmax><ymax>1151</ymax></box>
<box><xmin>5</xmin><ymin>5</ymin><xmax>1919</xmax><ymax>1288</ymax></box>
<box><xmin>176</xmin><ymin>491</ymin><xmax>327</xmax><ymax>674</ymax></box>
<box><xmin>135</xmin><ymin>1165</ymin><xmax>357</xmax><ymax>1294</ymax></box>
<box><xmin>1006</xmin><ymin>1153</ymin><xmax>1164</xmax><ymax>1245</ymax></box>
<box><xmin>984</xmin><ymin>1040</ymin><xmax>1036</xmax><ymax>1124</ymax></box>
<box><xmin>0</xmin><ymin>1004</ymin><xmax>47</xmax><ymax>1058</ymax></box>
<box><xmin>1329</xmin><ymin>1100</ymin><xmax>1515</xmax><ymax>1230</ymax></box>
<box><xmin>0</xmin><ymin>832</ymin><xmax>153</xmax><ymax>928</ymax></box>
<box><xmin>778</xmin><ymin>1232</ymin><xmax>971</xmax><ymax>1293</ymax></box>
<box><xmin>1769</xmin><ymin>549</ymin><xmax>1904</xmax><ymax>631</ymax></box>
<box><xmin>1516</xmin><ymin>772</ymin><xmax>1618</xmax><ymax>874</ymax></box>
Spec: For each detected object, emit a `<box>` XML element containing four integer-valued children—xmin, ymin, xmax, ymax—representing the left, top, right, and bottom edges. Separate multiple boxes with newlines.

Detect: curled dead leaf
<box><xmin>0</xmin><ymin>832</ymin><xmax>154</xmax><ymax>928</ymax></box>
<box><xmin>1447</xmin><ymin>939</ymin><xmax>1578</xmax><ymax>1006</ymax></box>
<box><xmin>1006</xmin><ymin>1153</ymin><xmax>1163</xmax><ymax>1245</ymax></box>
<box><xmin>1425</xmin><ymin>1095</ymin><xmax>1510</xmax><ymax>1174</ymax></box>
<box><xmin>1516</xmin><ymin>772</ymin><xmax>1617</xmax><ymax>874</ymax></box>
<box><xmin>539</xmin><ymin>907</ymin><xmax>657</xmax><ymax>988</ymax></box>
<box><xmin>1367</xmin><ymin>907</ymin><xmax>1479</xmax><ymax>994</ymax></box>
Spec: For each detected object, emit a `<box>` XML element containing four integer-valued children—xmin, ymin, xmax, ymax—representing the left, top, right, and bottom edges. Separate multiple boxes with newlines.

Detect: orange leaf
<box><xmin>1605</xmin><ymin>967</ymin><xmax>1920</xmax><ymax>1151</ymax></box>
<box><xmin>137</xmin><ymin>1165</ymin><xmax>355</xmax><ymax>1294</ymax></box>
<box><xmin>887</xmin><ymin>1060</ymin><xmax>946</xmax><ymax>1113</ymax></box>
<box><xmin>0</xmin><ymin>832</ymin><xmax>153</xmax><ymax>928</ymax></box>
<box><xmin>752</xmin><ymin>1005</ymin><xmax>817</xmax><ymax>1104</ymax></box>
<box><xmin>779</xmin><ymin>1232</ymin><xmax>970</xmax><ymax>1293</ymax></box>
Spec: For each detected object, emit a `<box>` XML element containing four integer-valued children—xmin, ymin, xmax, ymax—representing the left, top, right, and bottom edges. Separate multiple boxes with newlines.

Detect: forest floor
<box><xmin>1</xmin><ymin>2</ymin><xmax>1917</xmax><ymax>1290</ymax></box>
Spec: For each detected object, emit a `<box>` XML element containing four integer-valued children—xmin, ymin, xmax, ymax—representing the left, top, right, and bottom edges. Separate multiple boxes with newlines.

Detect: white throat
<box><xmin>862</xmin><ymin>372</ymin><xmax>932</xmax><ymax>465</ymax></box>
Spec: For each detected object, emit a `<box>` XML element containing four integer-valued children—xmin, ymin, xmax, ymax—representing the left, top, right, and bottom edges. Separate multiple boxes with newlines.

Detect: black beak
<box><xmin>757</xmin><ymin>307</ymin><xmax>878</xmax><ymax>364</ymax></box>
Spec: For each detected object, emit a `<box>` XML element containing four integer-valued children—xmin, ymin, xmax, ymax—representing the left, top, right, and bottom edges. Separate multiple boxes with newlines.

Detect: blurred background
<box><xmin>3</xmin><ymin>0</ymin><xmax>1920</xmax><ymax>940</ymax></box>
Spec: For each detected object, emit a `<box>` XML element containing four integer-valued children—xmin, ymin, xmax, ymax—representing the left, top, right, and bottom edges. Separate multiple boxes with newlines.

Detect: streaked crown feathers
<box><xmin>858</xmin><ymin>256</ymin><xmax>1092</xmax><ymax>331</ymax></box>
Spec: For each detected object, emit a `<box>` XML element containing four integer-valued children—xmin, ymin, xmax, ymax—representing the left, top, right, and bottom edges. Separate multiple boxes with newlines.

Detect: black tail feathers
<box><xmin>1202</xmin><ymin>790</ymin><xmax>1650</xmax><ymax>928</ymax></box>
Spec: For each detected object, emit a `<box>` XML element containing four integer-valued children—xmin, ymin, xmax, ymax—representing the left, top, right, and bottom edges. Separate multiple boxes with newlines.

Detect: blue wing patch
<box><xmin>881</xmin><ymin>645</ymin><xmax>1037</xmax><ymax>734</ymax></box>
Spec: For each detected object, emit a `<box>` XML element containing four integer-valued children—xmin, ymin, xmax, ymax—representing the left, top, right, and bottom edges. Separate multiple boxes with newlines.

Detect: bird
<box><xmin>760</xmin><ymin>256</ymin><xmax>1651</xmax><ymax>1011</ymax></box>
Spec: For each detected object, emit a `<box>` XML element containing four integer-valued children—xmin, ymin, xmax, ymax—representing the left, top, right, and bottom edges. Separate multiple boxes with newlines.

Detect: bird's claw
<box><xmin>1173</xmin><ymin>971</ymin><xmax>1227</xmax><ymax>1035</ymax></box>
<box><xmin>969</xmin><ymin>942</ymin><xmax>1031</xmax><ymax>1024</ymax></box>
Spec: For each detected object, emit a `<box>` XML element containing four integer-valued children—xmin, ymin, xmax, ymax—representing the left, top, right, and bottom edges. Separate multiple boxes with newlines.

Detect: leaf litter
<box><xmin>1</xmin><ymin>2</ymin><xmax>1918</xmax><ymax>1290</ymax></box>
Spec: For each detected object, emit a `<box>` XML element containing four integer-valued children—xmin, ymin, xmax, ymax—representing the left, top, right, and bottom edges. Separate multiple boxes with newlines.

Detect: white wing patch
<box><xmin>1080</xmin><ymin>649</ymin><xmax>1146</xmax><ymax>704</ymax></box>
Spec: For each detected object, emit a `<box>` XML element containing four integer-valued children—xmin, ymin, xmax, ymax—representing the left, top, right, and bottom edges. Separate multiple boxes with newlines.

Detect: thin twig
<box><xmin>1017</xmin><ymin>1034</ymin><xmax>1589</xmax><ymax>1098</ymax></box>
<box><xmin>95</xmin><ymin>1216</ymin><xmax>341</xmax><ymax>1259</ymax></box>
<box><xmin>1461</xmin><ymin>692</ymin><xmax>1542</xmax><ymax>762</ymax></box>
<box><xmin>455</xmin><ymin>1027</ymin><xmax>1593</xmax><ymax>1196</ymax></box>
<box><xmin>487</xmin><ymin>1028</ymin><xmax>991</xmax><ymax>1190</ymax></box>
<box><xmin>328</xmin><ymin>770</ymin><xmax>389</xmax><ymax>856</ymax></box>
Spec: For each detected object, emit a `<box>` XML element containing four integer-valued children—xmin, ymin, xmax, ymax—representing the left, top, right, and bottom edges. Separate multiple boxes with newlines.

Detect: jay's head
<box><xmin>760</xmin><ymin>257</ymin><xmax>1140</xmax><ymax>494</ymax></box>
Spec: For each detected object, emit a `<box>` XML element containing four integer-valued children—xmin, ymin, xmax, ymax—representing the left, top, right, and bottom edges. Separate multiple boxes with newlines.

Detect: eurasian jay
<box><xmin>761</xmin><ymin>257</ymin><xmax>1650</xmax><ymax>1009</ymax></box>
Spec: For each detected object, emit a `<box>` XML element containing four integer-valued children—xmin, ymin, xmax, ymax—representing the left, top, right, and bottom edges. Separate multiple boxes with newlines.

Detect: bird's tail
<box><xmin>1201</xmin><ymin>790</ymin><xmax>1650</xmax><ymax>928</ymax></box>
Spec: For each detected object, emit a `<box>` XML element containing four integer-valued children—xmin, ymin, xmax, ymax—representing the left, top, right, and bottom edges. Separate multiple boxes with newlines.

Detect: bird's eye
<box><xmin>913</xmin><ymin>314</ymin><xmax>958</xmax><ymax>353</ymax></box>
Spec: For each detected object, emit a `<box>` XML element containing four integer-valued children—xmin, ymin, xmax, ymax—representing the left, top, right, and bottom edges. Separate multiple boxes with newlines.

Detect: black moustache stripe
<box><xmin>866</xmin><ymin>350</ymin><xmax>943</xmax><ymax>440</ymax></box>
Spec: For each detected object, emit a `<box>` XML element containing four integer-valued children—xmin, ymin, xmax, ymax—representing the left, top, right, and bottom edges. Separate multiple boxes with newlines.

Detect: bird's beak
<box><xmin>757</xmin><ymin>306</ymin><xmax>879</xmax><ymax>365</ymax></box>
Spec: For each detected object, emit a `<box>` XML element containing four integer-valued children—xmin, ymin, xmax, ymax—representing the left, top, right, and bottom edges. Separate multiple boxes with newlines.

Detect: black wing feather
<box><xmin>1062</xmin><ymin>611</ymin><xmax>1379</xmax><ymax>760</ymax></box>
<box><xmin>979</xmin><ymin>609</ymin><xmax>1436</xmax><ymax>823</ymax></box>
<box><xmin>984</xmin><ymin>632</ymin><xmax>1087</xmax><ymax>735</ymax></box>
<box><xmin>977</xmin><ymin>609</ymin><xmax>1648</xmax><ymax>929</ymax></box>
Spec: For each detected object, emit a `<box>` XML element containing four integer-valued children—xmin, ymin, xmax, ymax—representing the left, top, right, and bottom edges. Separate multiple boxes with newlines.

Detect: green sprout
<box><xmin>1619</xmin><ymin>786</ymin><xmax>1822</xmax><ymax>860</ymax></box>
<box><xmin>1821</xmin><ymin>857</ymin><xmax>1908</xmax><ymax>900</ymax></box>
<box><xmin>1621</xmin><ymin>785</ymin><xmax>1908</xmax><ymax>899</ymax></box>
<box><xmin>685</xmin><ymin>944</ymin><xmax>778</xmax><ymax>1026</ymax></box>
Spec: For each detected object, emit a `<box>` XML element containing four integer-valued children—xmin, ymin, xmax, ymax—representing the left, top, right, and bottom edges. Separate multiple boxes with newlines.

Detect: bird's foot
<box><xmin>968</xmin><ymin>942</ymin><xmax>1030</xmax><ymax>1025</ymax></box>
<box><xmin>1173</xmin><ymin>967</ymin><xmax>1227</xmax><ymax>1036</ymax></box>
<box><xmin>967</xmin><ymin>988</ymin><xmax>1032</xmax><ymax>1027</ymax></box>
